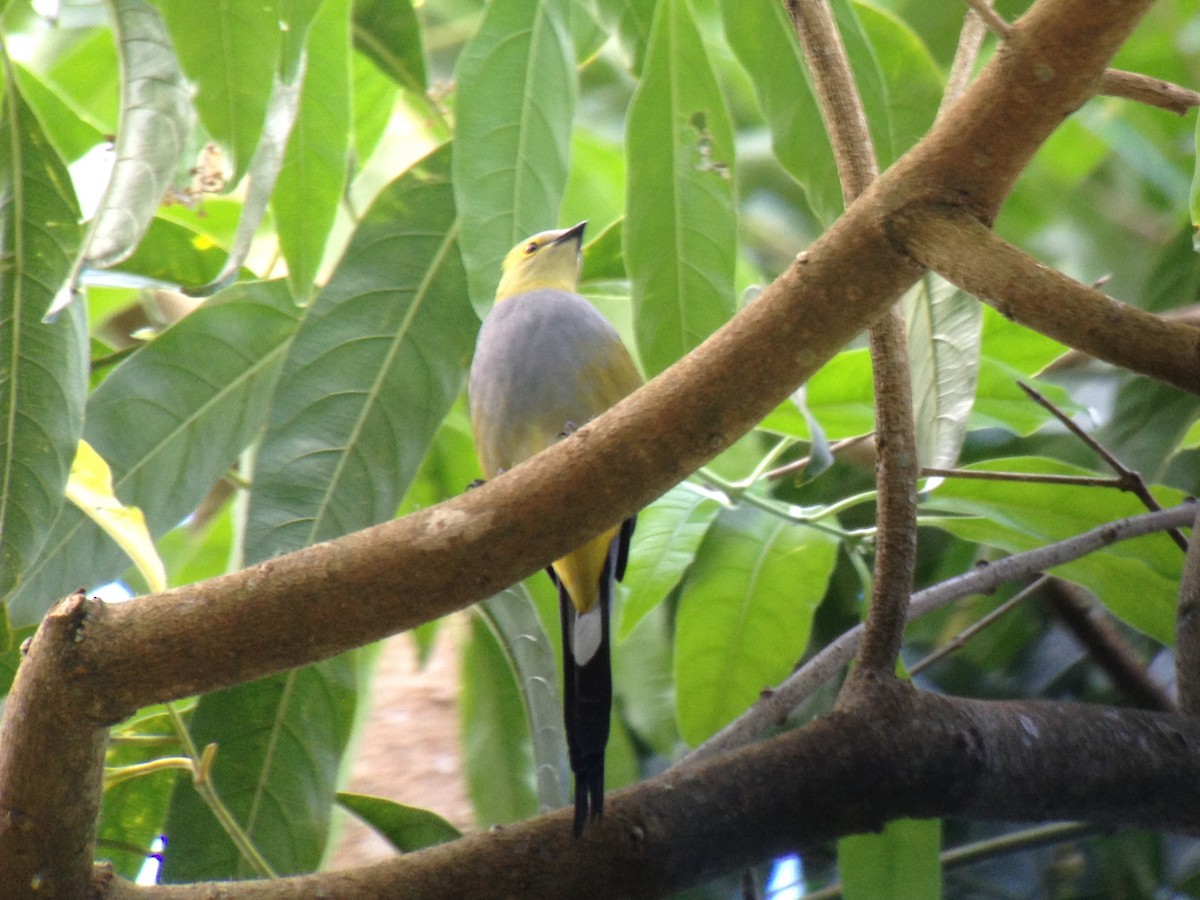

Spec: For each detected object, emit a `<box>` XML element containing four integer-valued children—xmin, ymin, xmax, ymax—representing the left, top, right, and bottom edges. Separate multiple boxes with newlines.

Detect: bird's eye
<box><xmin>524</xmin><ymin>241</ymin><xmax>539</xmax><ymax>255</ymax></box>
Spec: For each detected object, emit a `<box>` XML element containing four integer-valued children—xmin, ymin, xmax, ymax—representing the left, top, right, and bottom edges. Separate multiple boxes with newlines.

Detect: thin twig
<box><xmin>1176</xmin><ymin>505</ymin><xmax>1200</xmax><ymax>713</ymax></box>
<box><xmin>799</xmin><ymin>822</ymin><xmax>1097</xmax><ymax>899</ymax></box>
<box><xmin>1039</xmin><ymin>579</ymin><xmax>1174</xmax><ymax>711</ymax></box>
<box><xmin>909</xmin><ymin>576</ymin><xmax>1047</xmax><ymax>677</ymax></box>
<box><xmin>684</xmin><ymin>503</ymin><xmax>1197</xmax><ymax>763</ymax></box>
<box><xmin>1017</xmin><ymin>381</ymin><xmax>1188</xmax><ymax>551</ymax></box>
<box><xmin>939</xmin><ymin>7</ymin><xmax>991</xmax><ymax>116</ymax></box>
<box><xmin>922</xmin><ymin>467</ymin><xmax>1123</xmax><ymax>489</ymax></box>
<box><xmin>961</xmin><ymin>0</ymin><xmax>1010</xmax><ymax>37</ymax></box>
<box><xmin>1100</xmin><ymin>69</ymin><xmax>1200</xmax><ymax>116</ymax></box>
<box><xmin>765</xmin><ymin>432</ymin><xmax>874</xmax><ymax>482</ymax></box>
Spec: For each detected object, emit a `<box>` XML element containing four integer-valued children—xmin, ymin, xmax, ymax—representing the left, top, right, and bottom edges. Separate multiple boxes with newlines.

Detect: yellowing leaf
<box><xmin>66</xmin><ymin>440</ymin><xmax>166</xmax><ymax>593</ymax></box>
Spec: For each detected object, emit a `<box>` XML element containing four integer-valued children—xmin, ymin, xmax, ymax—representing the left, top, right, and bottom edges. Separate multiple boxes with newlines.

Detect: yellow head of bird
<box><xmin>495</xmin><ymin>221</ymin><xmax>587</xmax><ymax>300</ymax></box>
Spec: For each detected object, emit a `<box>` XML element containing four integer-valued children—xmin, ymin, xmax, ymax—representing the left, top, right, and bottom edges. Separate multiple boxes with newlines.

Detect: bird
<box><xmin>467</xmin><ymin>221</ymin><xmax>643</xmax><ymax>835</ymax></box>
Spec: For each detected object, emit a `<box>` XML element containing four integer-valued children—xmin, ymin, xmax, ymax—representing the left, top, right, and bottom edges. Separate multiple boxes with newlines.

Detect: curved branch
<box><xmin>101</xmin><ymin>686</ymin><xmax>1200</xmax><ymax>898</ymax></box>
<box><xmin>896</xmin><ymin>206</ymin><xmax>1200</xmax><ymax>396</ymax></box>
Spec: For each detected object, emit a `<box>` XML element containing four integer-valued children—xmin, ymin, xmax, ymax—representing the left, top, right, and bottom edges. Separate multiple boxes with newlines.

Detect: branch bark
<box><xmin>788</xmin><ymin>0</ymin><xmax>919</xmax><ymax>679</ymax></box>
<box><xmin>0</xmin><ymin>0</ymin><xmax>1166</xmax><ymax>893</ymax></box>
<box><xmin>897</xmin><ymin>208</ymin><xmax>1200</xmax><ymax>396</ymax></box>
<box><xmin>101</xmin><ymin>686</ymin><xmax>1200</xmax><ymax>898</ymax></box>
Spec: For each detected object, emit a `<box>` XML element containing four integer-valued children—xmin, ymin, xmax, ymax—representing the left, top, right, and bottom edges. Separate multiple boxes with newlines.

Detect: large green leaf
<box><xmin>452</xmin><ymin>0</ymin><xmax>576</xmax><ymax>311</ymax></box>
<box><xmin>6</xmin><ymin>281</ymin><xmax>300</xmax><ymax>625</ymax></box>
<box><xmin>479</xmin><ymin>584</ymin><xmax>569</xmax><ymax>812</ymax></box>
<box><xmin>674</xmin><ymin>504</ymin><xmax>839</xmax><ymax>745</ymax></box>
<box><xmin>722</xmin><ymin>0</ymin><xmax>840</xmax><ymax>223</ymax></box>
<box><xmin>461</xmin><ymin>612</ymin><xmax>538</xmax><ymax>827</ymax></box>
<box><xmin>0</xmin><ymin>71</ymin><xmax>88</xmax><ymax>600</ymax></box>
<box><xmin>902</xmin><ymin>273</ymin><xmax>983</xmax><ymax>469</ymax></box>
<box><xmin>840</xmin><ymin>818</ymin><xmax>942</xmax><ymax>900</ymax></box>
<box><xmin>158</xmin><ymin>0</ymin><xmax>282</xmax><ymax>183</ymax></box>
<box><xmin>625</xmin><ymin>0</ymin><xmax>736</xmax><ymax>376</ymax></box>
<box><xmin>351</xmin><ymin>0</ymin><xmax>426</xmax><ymax>94</ymax></box>
<box><xmin>77</xmin><ymin>0</ymin><xmax>194</xmax><ymax>270</ymax></box>
<box><xmin>849</xmin><ymin>1</ymin><xmax>942</xmax><ymax>168</ymax></box>
<box><xmin>243</xmin><ymin>145</ymin><xmax>474</xmax><ymax>561</ymax></box>
<box><xmin>9</xmin><ymin>62</ymin><xmax>106</xmax><ymax>163</ymax></box>
<box><xmin>273</xmin><ymin>0</ymin><xmax>352</xmax><ymax>304</ymax></box>
<box><xmin>159</xmin><ymin>653</ymin><xmax>360</xmax><ymax>880</ymax></box>
<box><xmin>618</xmin><ymin>480</ymin><xmax>723</xmax><ymax>639</ymax></box>
<box><xmin>922</xmin><ymin>457</ymin><xmax>1186</xmax><ymax>645</ymax></box>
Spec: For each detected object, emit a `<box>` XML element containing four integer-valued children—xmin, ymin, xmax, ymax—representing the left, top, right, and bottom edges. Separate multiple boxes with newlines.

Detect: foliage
<box><xmin>0</xmin><ymin>0</ymin><xmax>1197</xmax><ymax>896</ymax></box>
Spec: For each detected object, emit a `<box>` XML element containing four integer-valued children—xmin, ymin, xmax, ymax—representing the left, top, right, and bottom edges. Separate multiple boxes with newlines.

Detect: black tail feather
<box><xmin>558</xmin><ymin>543</ymin><xmax>616</xmax><ymax>837</ymax></box>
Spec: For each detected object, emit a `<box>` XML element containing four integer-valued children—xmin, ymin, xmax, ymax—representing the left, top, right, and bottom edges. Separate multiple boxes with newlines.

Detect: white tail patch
<box><xmin>573</xmin><ymin>604</ymin><xmax>603</xmax><ymax>666</ymax></box>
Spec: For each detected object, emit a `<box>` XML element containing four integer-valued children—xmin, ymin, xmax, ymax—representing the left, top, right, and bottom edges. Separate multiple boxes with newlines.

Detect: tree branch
<box><xmin>788</xmin><ymin>0</ymin><xmax>919</xmax><ymax>679</ymax></box>
<box><xmin>1039</xmin><ymin>578</ymin><xmax>1175</xmax><ymax>712</ymax></box>
<box><xmin>0</xmin><ymin>591</ymin><xmax>109</xmax><ymax>895</ymax></box>
<box><xmin>690</xmin><ymin>504</ymin><xmax>1197</xmax><ymax>762</ymax></box>
<box><xmin>99</xmin><ymin>686</ymin><xmax>1200</xmax><ymax>898</ymax></box>
<box><xmin>1100</xmin><ymin>69</ymin><xmax>1200</xmax><ymax>115</ymax></box>
<box><xmin>0</xmin><ymin>0</ymin><xmax>1161</xmax><ymax>890</ymax></box>
<box><xmin>896</xmin><ymin>207</ymin><xmax>1200</xmax><ymax>396</ymax></box>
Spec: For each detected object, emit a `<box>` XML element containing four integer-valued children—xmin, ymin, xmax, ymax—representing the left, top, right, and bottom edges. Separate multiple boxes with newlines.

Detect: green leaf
<box><xmin>77</xmin><ymin>0</ymin><xmax>195</xmax><ymax>270</ymax></box>
<box><xmin>674</xmin><ymin>505</ymin><xmax>839</xmax><ymax>745</ymax></box>
<box><xmin>350</xmin><ymin>49</ymin><xmax>397</xmax><ymax>168</ymax></box>
<box><xmin>625</xmin><ymin>0</ymin><xmax>736</xmax><ymax>376</ymax></box>
<box><xmin>351</xmin><ymin>0</ymin><xmax>426</xmax><ymax>93</ymax></box>
<box><xmin>279</xmin><ymin>0</ymin><xmax>326</xmax><ymax>84</ymax></box>
<box><xmin>111</xmin><ymin>215</ymin><xmax>230</xmax><ymax>286</ymax></box>
<box><xmin>452</xmin><ymin>0</ymin><xmax>576</xmax><ymax>311</ymax></box>
<box><xmin>159</xmin><ymin>654</ymin><xmax>360</xmax><ymax>879</ymax></box>
<box><xmin>619</xmin><ymin>481</ymin><xmax>723</xmax><ymax>639</ymax></box>
<box><xmin>6</xmin><ymin>281</ymin><xmax>300</xmax><ymax>625</ymax></box>
<box><xmin>0</xmin><ymin>69</ymin><xmax>88</xmax><ymax>600</ymax></box>
<box><xmin>850</xmin><ymin>1</ymin><xmax>942</xmax><ymax>167</ymax></box>
<box><xmin>243</xmin><ymin>145</ymin><xmax>475</xmax><ymax>561</ymax></box>
<box><xmin>461</xmin><ymin>613</ymin><xmax>538</xmax><ymax>827</ymax></box>
<box><xmin>613</xmin><ymin>601</ymin><xmax>679</xmax><ymax>757</ymax></box>
<box><xmin>902</xmin><ymin>273</ymin><xmax>983</xmax><ymax>469</ymax></box>
<box><xmin>840</xmin><ymin>818</ymin><xmax>942</xmax><ymax>900</ymax></box>
<box><xmin>337</xmin><ymin>792</ymin><xmax>460</xmax><ymax>853</ymax></box>
<box><xmin>9</xmin><ymin>62</ymin><xmax>106</xmax><ymax>163</ymax></box>
<box><xmin>158</xmin><ymin>0</ymin><xmax>282</xmax><ymax>183</ymax></box>
<box><xmin>273</xmin><ymin>0</ymin><xmax>352</xmax><ymax>303</ymax></box>
<box><xmin>922</xmin><ymin>457</ymin><xmax>1186</xmax><ymax>644</ymax></box>
<box><xmin>723</xmin><ymin>0</ymin><xmax>840</xmax><ymax>223</ymax></box>
<box><xmin>99</xmin><ymin>706</ymin><xmax>183</xmax><ymax>879</ymax></box>
<box><xmin>594</xmin><ymin>0</ymin><xmax>656</xmax><ymax>75</ymax></box>
<box><xmin>190</xmin><ymin>73</ymin><xmax>302</xmax><ymax>295</ymax></box>
<box><xmin>479</xmin><ymin>584</ymin><xmax>569</xmax><ymax>812</ymax></box>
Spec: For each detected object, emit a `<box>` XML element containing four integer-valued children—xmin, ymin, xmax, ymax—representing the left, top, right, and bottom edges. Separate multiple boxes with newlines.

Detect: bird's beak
<box><xmin>554</xmin><ymin>221</ymin><xmax>587</xmax><ymax>247</ymax></box>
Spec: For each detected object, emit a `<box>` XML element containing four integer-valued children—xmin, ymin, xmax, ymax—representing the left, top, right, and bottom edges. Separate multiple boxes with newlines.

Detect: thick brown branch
<box><xmin>897</xmin><ymin>207</ymin><xmax>1200</xmax><ymax>396</ymax></box>
<box><xmin>100</xmin><ymin>687</ymin><xmax>1200</xmax><ymax>898</ymax></box>
<box><xmin>0</xmin><ymin>0</ymin><xmax>1160</xmax><ymax>890</ymax></box>
<box><xmin>0</xmin><ymin>591</ymin><xmax>109</xmax><ymax>896</ymax></box>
